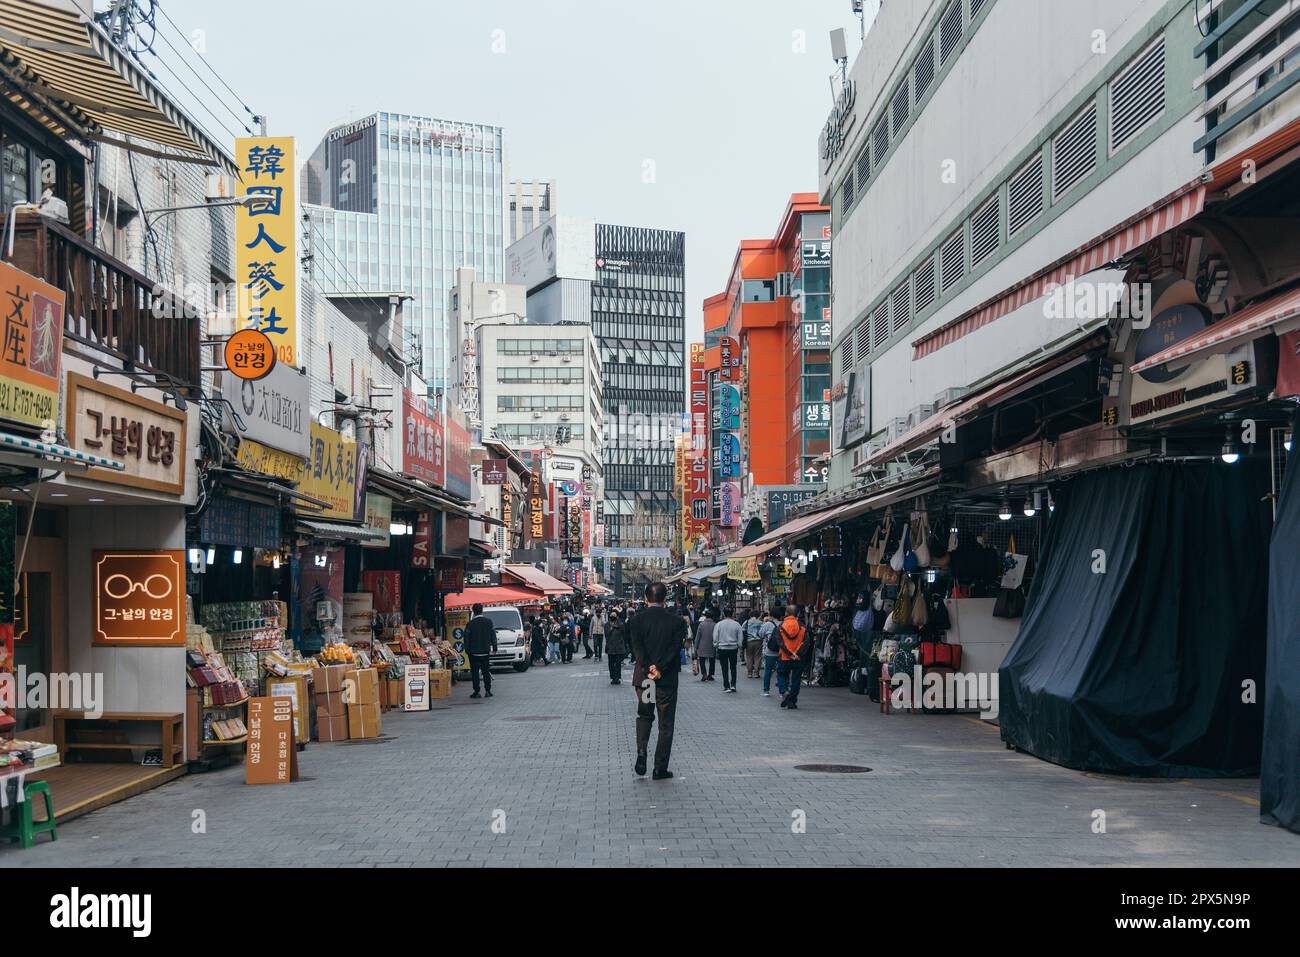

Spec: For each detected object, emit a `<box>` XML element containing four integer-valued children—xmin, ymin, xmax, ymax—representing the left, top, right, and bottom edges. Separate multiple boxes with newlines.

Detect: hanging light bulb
<box><xmin>1286</xmin><ymin>433</ymin><xmax>1293</xmax><ymax>453</ymax></box>
<box><xmin>1048</xmin><ymin>491</ymin><xmax>1056</xmax><ymax>513</ymax></box>
<box><xmin>232</xmin><ymin>548</ymin><xmax>243</xmax><ymax>565</ymax></box>
<box><xmin>272</xmin><ymin>554</ymin><xmax>281</xmax><ymax>570</ymax></box>
<box><xmin>1221</xmin><ymin>425</ymin><xmax>1240</xmax><ymax>464</ymax></box>
<box><xmin>998</xmin><ymin>495</ymin><xmax>1012</xmax><ymax>521</ymax></box>
<box><xmin>1024</xmin><ymin>490</ymin><xmax>1041</xmax><ymax>517</ymax></box>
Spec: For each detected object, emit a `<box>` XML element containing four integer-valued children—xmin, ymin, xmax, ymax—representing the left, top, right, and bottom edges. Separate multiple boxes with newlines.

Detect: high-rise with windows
<box><xmin>303</xmin><ymin>111</ymin><xmax>506</xmax><ymax>390</ymax></box>
<box><xmin>509</xmin><ymin>179</ymin><xmax>556</xmax><ymax>245</ymax></box>
<box><xmin>594</xmin><ymin>223</ymin><xmax>686</xmax><ymax>597</ymax></box>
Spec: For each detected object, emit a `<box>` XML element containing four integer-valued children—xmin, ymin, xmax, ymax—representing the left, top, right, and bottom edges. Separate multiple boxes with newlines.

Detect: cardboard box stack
<box><xmin>429</xmin><ymin>669</ymin><xmax>452</xmax><ymax>700</ymax></box>
<box><xmin>345</xmin><ymin>667</ymin><xmax>382</xmax><ymax>739</ymax></box>
<box><xmin>311</xmin><ymin>664</ymin><xmax>349</xmax><ymax>743</ymax></box>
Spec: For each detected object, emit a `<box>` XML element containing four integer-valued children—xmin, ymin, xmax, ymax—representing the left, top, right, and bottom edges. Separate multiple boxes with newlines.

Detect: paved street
<box><xmin>8</xmin><ymin>661</ymin><xmax>1298</xmax><ymax>868</ymax></box>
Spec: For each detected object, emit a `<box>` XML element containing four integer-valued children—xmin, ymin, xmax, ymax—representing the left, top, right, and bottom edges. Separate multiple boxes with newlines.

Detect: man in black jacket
<box><xmin>464</xmin><ymin>603</ymin><xmax>498</xmax><ymax>699</ymax></box>
<box><xmin>627</xmin><ymin>581</ymin><xmax>686</xmax><ymax>780</ymax></box>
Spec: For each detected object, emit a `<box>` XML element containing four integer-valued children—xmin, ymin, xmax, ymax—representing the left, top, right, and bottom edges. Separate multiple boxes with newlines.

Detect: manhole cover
<box><xmin>507</xmin><ymin>715</ymin><xmax>563</xmax><ymax>722</ymax></box>
<box><xmin>794</xmin><ymin>764</ymin><xmax>872</xmax><ymax>774</ymax></box>
<box><xmin>342</xmin><ymin>735</ymin><xmax>395</xmax><ymax>745</ymax></box>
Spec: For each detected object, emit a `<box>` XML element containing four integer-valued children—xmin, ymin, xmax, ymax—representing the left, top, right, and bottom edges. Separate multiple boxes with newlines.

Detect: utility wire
<box><xmin>155</xmin><ymin>3</ymin><xmax>257</xmax><ymax>119</ymax></box>
<box><xmin>148</xmin><ymin>15</ymin><xmax>253</xmax><ymax>134</ymax></box>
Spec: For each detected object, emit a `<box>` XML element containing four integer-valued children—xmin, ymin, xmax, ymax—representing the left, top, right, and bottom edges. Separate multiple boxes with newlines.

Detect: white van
<box><xmin>481</xmin><ymin>606</ymin><xmax>530</xmax><ymax>671</ymax></box>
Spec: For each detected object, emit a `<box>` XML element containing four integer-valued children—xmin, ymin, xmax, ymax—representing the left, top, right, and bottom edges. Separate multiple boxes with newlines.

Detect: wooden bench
<box><xmin>54</xmin><ymin>712</ymin><xmax>184</xmax><ymax>769</ymax></box>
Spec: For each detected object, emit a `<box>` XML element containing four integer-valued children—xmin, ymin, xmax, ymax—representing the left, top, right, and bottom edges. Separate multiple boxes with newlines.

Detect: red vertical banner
<box><xmin>688</xmin><ymin>343</ymin><xmax>710</xmax><ymax>549</ymax></box>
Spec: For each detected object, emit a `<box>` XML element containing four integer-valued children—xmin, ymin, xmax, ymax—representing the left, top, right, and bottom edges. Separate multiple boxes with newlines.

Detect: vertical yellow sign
<box><xmin>236</xmin><ymin>137</ymin><xmax>297</xmax><ymax>367</ymax></box>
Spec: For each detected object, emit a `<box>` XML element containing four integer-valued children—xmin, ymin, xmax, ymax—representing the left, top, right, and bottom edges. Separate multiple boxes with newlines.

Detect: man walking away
<box><xmin>694</xmin><ymin>608</ymin><xmax>716</xmax><ymax>682</ymax></box>
<box><xmin>464</xmin><ymin>603</ymin><xmax>498</xmax><ymax>699</ymax></box>
<box><xmin>580</xmin><ymin>608</ymin><xmax>594</xmax><ymax>659</ymax></box>
<box><xmin>773</xmin><ymin>605</ymin><xmax>807</xmax><ymax>709</ymax></box>
<box><xmin>592</xmin><ymin>605</ymin><xmax>606</xmax><ymax>661</ymax></box>
<box><xmin>743</xmin><ymin>612</ymin><xmax>765</xmax><ymax>679</ymax></box>
<box><xmin>760</xmin><ymin>613</ymin><xmax>780</xmax><ymax>697</ymax></box>
<box><xmin>628</xmin><ymin>581</ymin><xmax>686</xmax><ymax>780</ymax></box>
<box><xmin>604</xmin><ymin>609</ymin><xmax>629</xmax><ymax>684</ymax></box>
<box><xmin>713</xmin><ymin>608</ymin><xmax>743</xmax><ymax>693</ymax></box>
<box><xmin>562</xmin><ymin>614</ymin><xmax>576</xmax><ymax>662</ymax></box>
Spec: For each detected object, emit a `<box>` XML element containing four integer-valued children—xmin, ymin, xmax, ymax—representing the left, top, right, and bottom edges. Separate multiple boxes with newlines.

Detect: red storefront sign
<box><xmin>402</xmin><ymin>389</ymin><xmax>444</xmax><ymax>486</ymax></box>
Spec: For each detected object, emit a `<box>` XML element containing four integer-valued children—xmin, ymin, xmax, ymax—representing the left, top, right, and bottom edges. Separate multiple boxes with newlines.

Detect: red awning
<box><xmin>912</xmin><ymin>185</ymin><xmax>1205</xmax><ymax>359</ymax></box>
<box><xmin>443</xmin><ymin>585</ymin><xmax>546</xmax><ymax>609</ymax></box>
<box><xmin>1131</xmin><ymin>284</ymin><xmax>1300</xmax><ymax>373</ymax></box>
<box><xmin>859</xmin><ymin>334</ymin><xmax>1105</xmax><ymax>472</ymax></box>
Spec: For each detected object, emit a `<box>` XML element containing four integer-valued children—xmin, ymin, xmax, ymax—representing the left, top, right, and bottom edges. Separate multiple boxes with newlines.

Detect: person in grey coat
<box><xmin>604</xmin><ymin>610</ymin><xmax>629</xmax><ymax>684</ymax></box>
<box><xmin>694</xmin><ymin>608</ymin><xmax>717</xmax><ymax>682</ymax></box>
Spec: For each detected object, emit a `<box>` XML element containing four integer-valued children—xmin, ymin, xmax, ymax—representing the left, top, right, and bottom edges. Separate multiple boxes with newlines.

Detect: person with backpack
<box><xmin>772</xmin><ymin>605</ymin><xmax>808</xmax><ymax>710</ymax></box>
<box><xmin>604</xmin><ymin>609</ymin><xmax>629</xmax><ymax>684</ymax></box>
<box><xmin>694</xmin><ymin>607</ymin><xmax>716</xmax><ymax>682</ymax></box>
<box><xmin>760</xmin><ymin>612</ymin><xmax>780</xmax><ymax>696</ymax></box>
<box><xmin>743</xmin><ymin>612</ymin><xmax>766</xmax><ymax>679</ymax></box>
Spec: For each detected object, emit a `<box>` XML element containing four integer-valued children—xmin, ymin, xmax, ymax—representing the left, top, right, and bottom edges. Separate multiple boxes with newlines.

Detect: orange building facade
<box><xmin>696</xmin><ymin>194</ymin><xmax>831</xmax><ymax>550</ymax></box>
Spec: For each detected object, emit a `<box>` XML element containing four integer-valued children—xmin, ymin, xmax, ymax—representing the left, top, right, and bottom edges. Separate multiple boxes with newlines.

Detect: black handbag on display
<box><xmin>992</xmin><ymin>585</ymin><xmax>1026</xmax><ymax>619</ymax></box>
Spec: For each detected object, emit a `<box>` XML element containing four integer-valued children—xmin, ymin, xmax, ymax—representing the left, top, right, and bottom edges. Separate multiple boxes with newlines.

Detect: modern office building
<box><xmin>447</xmin><ymin>266</ymin><xmax>527</xmax><ymax>430</ymax></box>
<box><xmin>594</xmin><ymin>223</ymin><xmax>687</xmax><ymax>596</ymax></box>
<box><xmin>303</xmin><ymin>111</ymin><xmax>507</xmax><ymax>390</ymax></box>
<box><xmin>504</xmin><ymin>217</ymin><xmax>686</xmax><ymax>596</ymax></box>
<box><xmin>509</xmin><ymin>179</ymin><xmax>556</xmax><ymax>245</ymax></box>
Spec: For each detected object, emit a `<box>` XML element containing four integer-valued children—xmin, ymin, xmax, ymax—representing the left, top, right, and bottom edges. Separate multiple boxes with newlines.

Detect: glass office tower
<box><xmin>303</xmin><ymin>112</ymin><xmax>506</xmax><ymax>390</ymax></box>
<box><xmin>593</xmin><ymin>223</ymin><xmax>686</xmax><ymax>598</ymax></box>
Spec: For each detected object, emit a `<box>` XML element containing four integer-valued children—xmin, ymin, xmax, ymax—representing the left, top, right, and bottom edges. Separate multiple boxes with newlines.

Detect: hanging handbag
<box><xmin>865</xmin><ymin>522</ymin><xmax>885</xmax><ymax>567</ymax></box>
<box><xmin>912</xmin><ymin>512</ymin><xmax>932</xmax><ymax>567</ymax></box>
<box><xmin>1000</xmin><ymin>534</ymin><xmax>1029</xmax><ymax>590</ymax></box>
<box><xmin>895</xmin><ymin>523</ymin><xmax>913</xmax><ymax>572</ymax></box>
<box><xmin>993</xmin><ymin>585</ymin><xmax>1026</xmax><ymax>619</ymax></box>
<box><xmin>892</xmin><ymin>577</ymin><xmax>914</xmax><ymax>629</ymax></box>
<box><xmin>911</xmin><ymin>585</ymin><xmax>929</xmax><ymax>629</ymax></box>
<box><xmin>928</xmin><ymin>593</ymin><xmax>951</xmax><ymax>631</ymax></box>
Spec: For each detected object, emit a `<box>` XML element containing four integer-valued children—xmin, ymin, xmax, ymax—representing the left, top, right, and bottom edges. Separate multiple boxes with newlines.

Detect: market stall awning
<box><xmin>1131</xmin><ymin>284</ymin><xmax>1300</xmax><ymax>373</ymax></box>
<box><xmin>662</xmin><ymin>566</ymin><xmax>697</xmax><ymax>585</ymax></box>
<box><xmin>297</xmin><ymin>520</ymin><xmax>387</xmax><ymax>545</ymax></box>
<box><xmin>726</xmin><ymin>541</ymin><xmax>781</xmax><ymax>561</ymax></box>
<box><xmin>912</xmin><ymin>186</ymin><xmax>1204</xmax><ymax>359</ymax></box>
<box><xmin>586</xmin><ymin>583</ymin><xmax>612</xmax><ymax>597</ymax></box>
<box><xmin>749</xmin><ymin>503</ymin><xmax>839</xmax><ymax>549</ymax></box>
<box><xmin>368</xmin><ymin>467</ymin><xmax>472</xmax><ymax>517</ymax></box>
<box><xmin>686</xmin><ymin>564</ymin><xmax>728</xmax><ymax>585</ymax></box>
<box><xmin>858</xmin><ymin>332</ymin><xmax>1106</xmax><ymax>472</ymax></box>
<box><xmin>0</xmin><ymin>0</ymin><xmax>235</xmax><ymax>170</ymax></box>
<box><xmin>443</xmin><ymin>584</ymin><xmax>546</xmax><ymax>609</ymax></box>
<box><xmin>502</xmin><ymin>563</ymin><xmax>574</xmax><ymax>596</ymax></box>
<box><xmin>0</xmin><ymin>430</ymin><xmax>124</xmax><ymax>471</ymax></box>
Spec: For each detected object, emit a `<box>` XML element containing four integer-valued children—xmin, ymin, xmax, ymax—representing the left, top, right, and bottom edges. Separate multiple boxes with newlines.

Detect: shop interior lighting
<box><xmin>1048</xmin><ymin>491</ymin><xmax>1056</xmax><ymax>513</ymax></box>
<box><xmin>206</xmin><ymin>547</ymin><xmax>216</xmax><ymax>565</ymax></box>
<box><xmin>998</xmin><ymin>495</ymin><xmax>1013</xmax><ymax>521</ymax></box>
<box><xmin>314</xmin><ymin>554</ymin><xmax>327</xmax><ymax>568</ymax></box>
<box><xmin>1221</xmin><ymin>425</ymin><xmax>1240</xmax><ymax>464</ymax></box>
<box><xmin>188</xmin><ymin>547</ymin><xmax>201</xmax><ymax>565</ymax></box>
<box><xmin>1286</xmin><ymin>433</ymin><xmax>1293</xmax><ymax>453</ymax></box>
<box><xmin>272</xmin><ymin>554</ymin><xmax>281</xmax><ymax>569</ymax></box>
<box><xmin>1024</xmin><ymin>490</ymin><xmax>1041</xmax><ymax>517</ymax></box>
<box><xmin>232</xmin><ymin>548</ymin><xmax>243</xmax><ymax>564</ymax></box>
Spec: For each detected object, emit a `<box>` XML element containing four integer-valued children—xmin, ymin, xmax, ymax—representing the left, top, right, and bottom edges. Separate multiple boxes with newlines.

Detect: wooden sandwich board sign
<box><xmin>246</xmin><ymin>695</ymin><xmax>299</xmax><ymax>784</ymax></box>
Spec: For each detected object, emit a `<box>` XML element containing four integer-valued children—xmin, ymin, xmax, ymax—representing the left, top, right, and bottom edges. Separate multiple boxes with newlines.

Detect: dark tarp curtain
<box><xmin>1262</xmin><ymin>405</ymin><xmax>1300</xmax><ymax>832</ymax></box>
<box><xmin>999</xmin><ymin>460</ymin><xmax>1271</xmax><ymax>776</ymax></box>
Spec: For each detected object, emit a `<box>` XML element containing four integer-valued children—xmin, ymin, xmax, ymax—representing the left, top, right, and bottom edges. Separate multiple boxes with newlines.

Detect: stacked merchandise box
<box><xmin>429</xmin><ymin>669</ymin><xmax>452</xmax><ymax>700</ymax></box>
<box><xmin>345</xmin><ymin>667</ymin><xmax>382</xmax><ymax>739</ymax></box>
<box><xmin>200</xmin><ymin>601</ymin><xmax>288</xmax><ymax>698</ymax></box>
<box><xmin>310</xmin><ymin>664</ymin><xmax>349</xmax><ymax>742</ymax></box>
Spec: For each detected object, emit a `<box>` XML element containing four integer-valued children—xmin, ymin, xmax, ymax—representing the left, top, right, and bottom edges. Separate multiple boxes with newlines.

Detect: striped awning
<box><xmin>912</xmin><ymin>184</ymin><xmax>1206</xmax><ymax>359</ymax></box>
<box><xmin>1131</xmin><ymin>284</ymin><xmax>1300</xmax><ymax>373</ymax></box>
<box><xmin>0</xmin><ymin>0</ymin><xmax>233</xmax><ymax>169</ymax></box>
<box><xmin>297</xmin><ymin>520</ymin><xmax>387</xmax><ymax>545</ymax></box>
<box><xmin>0</xmin><ymin>429</ymin><xmax>124</xmax><ymax>470</ymax></box>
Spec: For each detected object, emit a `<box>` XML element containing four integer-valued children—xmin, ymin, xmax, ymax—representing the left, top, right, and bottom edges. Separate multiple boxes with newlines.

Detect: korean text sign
<box><xmin>300</xmin><ymin>422</ymin><xmax>360</xmax><ymax>521</ymax></box>
<box><xmin>236</xmin><ymin>137</ymin><xmax>298</xmax><ymax>366</ymax></box>
<box><xmin>0</xmin><ymin>261</ymin><xmax>63</xmax><ymax>428</ymax></box>
<box><xmin>92</xmin><ymin>550</ymin><xmax>185</xmax><ymax>646</ymax></box>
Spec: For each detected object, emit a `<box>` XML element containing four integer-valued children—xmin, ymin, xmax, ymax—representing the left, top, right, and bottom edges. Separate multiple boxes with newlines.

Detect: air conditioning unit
<box><xmin>886</xmin><ymin>417</ymin><xmax>910</xmax><ymax>441</ymax></box>
<box><xmin>906</xmin><ymin>403</ymin><xmax>936</xmax><ymax>429</ymax></box>
<box><xmin>559</xmin><ymin>413</ymin><xmax>571</xmax><ymax>422</ymax></box>
<box><xmin>530</xmin><ymin>355</ymin><xmax>540</xmax><ymax>362</ymax></box>
<box><xmin>531</xmin><ymin>411</ymin><xmax>543</xmax><ymax>419</ymax></box>
<box><xmin>933</xmin><ymin>386</ymin><xmax>968</xmax><ymax>409</ymax></box>
<box><xmin>562</xmin><ymin>356</ymin><xmax>573</xmax><ymax>363</ymax></box>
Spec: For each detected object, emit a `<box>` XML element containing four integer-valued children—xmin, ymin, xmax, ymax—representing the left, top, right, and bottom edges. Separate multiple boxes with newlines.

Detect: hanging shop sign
<box><xmin>767</xmin><ymin>488</ymin><xmax>819</xmax><ymax>528</ymax></box>
<box><xmin>481</xmin><ymin>459</ymin><xmax>507</xmax><ymax>485</ymax></box>
<box><xmin>1126</xmin><ymin>307</ymin><xmax>1260</xmax><ymax>426</ymax></box>
<box><xmin>718</xmin><ymin>432</ymin><xmax>743</xmax><ymax>479</ymax></box>
<box><xmin>727</xmin><ymin>556</ymin><xmax>760</xmax><ymax>582</ymax></box>
<box><xmin>65</xmin><ymin>373</ymin><xmax>186</xmax><ymax>496</ymax></box>
<box><xmin>719</xmin><ymin>480</ymin><xmax>742</xmax><ymax>528</ymax></box>
<box><xmin>833</xmin><ymin>359</ymin><xmax>870</xmax><ymax>451</ymax></box>
<box><xmin>299</xmin><ymin>422</ymin><xmax>361</xmax><ymax>520</ymax></box>
<box><xmin>0</xmin><ymin>260</ymin><xmax>63</xmax><ymax>429</ymax></box>
<box><xmin>236</xmin><ymin>136</ymin><xmax>298</xmax><ymax>366</ymax></box>
<box><xmin>1275</xmin><ymin>329</ymin><xmax>1300</xmax><ymax>398</ymax></box>
<box><xmin>719</xmin><ymin>336</ymin><xmax>741</xmax><ymax>380</ymax></box>
<box><xmin>434</xmin><ymin>556</ymin><xmax>465</xmax><ymax>592</ymax></box>
<box><xmin>529</xmin><ymin>468</ymin><xmax>545</xmax><ymax>543</ymax></box>
<box><xmin>444</xmin><ymin>513</ymin><xmax>469</xmax><ymax>556</ymax></box>
<box><xmin>363</xmin><ymin>494</ymin><xmax>391</xmax><ymax>548</ymax></box>
<box><xmin>236</xmin><ymin>437</ymin><xmax>305</xmax><ymax>483</ymax></box>
<box><xmin>712</xmin><ymin>383</ymin><xmax>741</xmax><ymax>432</ymax></box>
<box><xmin>362</xmin><ymin>570</ymin><xmax>401</xmax><ymax>614</ymax></box>
<box><xmin>803</xmin><ymin>401</ymin><xmax>832</xmax><ymax>431</ymax></box>
<box><xmin>223</xmin><ymin>328</ymin><xmax>276</xmax><ymax>381</ymax></box>
<box><xmin>221</xmin><ymin>360</ymin><xmax>309</xmax><ymax>458</ymax></box>
<box><xmin>411</xmin><ymin>512</ymin><xmax>433</xmax><ymax>568</ymax></box>
<box><xmin>245</xmin><ymin>696</ymin><xmax>299</xmax><ymax>785</ymax></box>
<box><xmin>444</xmin><ymin>412</ymin><xmax>472</xmax><ymax>500</ymax></box>
<box><xmin>402</xmin><ymin>388</ymin><xmax>445</xmax><ymax>486</ymax></box>
<box><xmin>91</xmin><ymin>550</ymin><xmax>186</xmax><ymax>647</ymax></box>
<box><xmin>802</xmin><ymin>314</ymin><xmax>833</xmax><ymax>350</ymax></box>
<box><xmin>502</xmin><ymin>485</ymin><xmax>513</xmax><ymax>531</ymax></box>
<box><xmin>801</xmin><ymin>239</ymin><xmax>832</xmax><ymax>269</ymax></box>
<box><xmin>465</xmin><ymin>570</ymin><xmax>500</xmax><ymax>588</ymax></box>
<box><xmin>199</xmin><ymin>495</ymin><xmax>280</xmax><ymax>549</ymax></box>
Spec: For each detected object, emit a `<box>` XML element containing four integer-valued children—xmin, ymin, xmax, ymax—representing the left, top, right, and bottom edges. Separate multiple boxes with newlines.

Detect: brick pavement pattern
<box><xmin>7</xmin><ymin>661</ymin><xmax>1298</xmax><ymax>867</ymax></box>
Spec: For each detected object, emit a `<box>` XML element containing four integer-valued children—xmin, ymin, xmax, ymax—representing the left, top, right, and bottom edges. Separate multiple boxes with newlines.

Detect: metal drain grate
<box><xmin>507</xmin><ymin>715</ymin><xmax>564</xmax><ymax>722</ymax></box>
<box><xmin>794</xmin><ymin>764</ymin><xmax>872</xmax><ymax>774</ymax></box>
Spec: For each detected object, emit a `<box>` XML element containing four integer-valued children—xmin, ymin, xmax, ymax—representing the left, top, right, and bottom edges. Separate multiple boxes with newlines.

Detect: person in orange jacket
<box><xmin>772</xmin><ymin>605</ymin><xmax>808</xmax><ymax>710</ymax></box>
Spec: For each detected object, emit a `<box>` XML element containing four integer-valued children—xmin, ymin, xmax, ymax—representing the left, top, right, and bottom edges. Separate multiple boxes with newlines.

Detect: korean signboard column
<box><xmin>687</xmin><ymin>343</ymin><xmax>710</xmax><ymax>550</ymax></box>
<box><xmin>236</xmin><ymin>137</ymin><xmax>298</xmax><ymax>366</ymax></box>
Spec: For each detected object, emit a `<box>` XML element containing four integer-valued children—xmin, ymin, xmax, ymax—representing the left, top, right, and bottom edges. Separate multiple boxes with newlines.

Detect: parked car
<box><xmin>481</xmin><ymin>605</ymin><xmax>530</xmax><ymax>671</ymax></box>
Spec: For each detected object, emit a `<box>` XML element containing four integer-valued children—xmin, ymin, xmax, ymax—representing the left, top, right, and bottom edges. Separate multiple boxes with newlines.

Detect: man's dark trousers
<box><xmin>607</xmin><ymin>653</ymin><xmax>624</xmax><ymax>681</ymax></box>
<box><xmin>469</xmin><ymin>654</ymin><xmax>492</xmax><ymax>694</ymax></box>
<box><xmin>635</xmin><ymin>682</ymin><xmax>678</xmax><ymax>773</ymax></box>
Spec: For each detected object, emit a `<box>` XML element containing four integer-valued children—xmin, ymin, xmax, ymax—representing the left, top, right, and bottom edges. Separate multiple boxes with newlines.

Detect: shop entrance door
<box><xmin>11</xmin><ymin>513</ymin><xmax>66</xmax><ymax>739</ymax></box>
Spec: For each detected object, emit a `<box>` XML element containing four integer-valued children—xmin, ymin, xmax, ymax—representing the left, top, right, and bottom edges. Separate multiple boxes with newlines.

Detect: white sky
<box><xmin>146</xmin><ymin>0</ymin><xmax>877</xmax><ymax>344</ymax></box>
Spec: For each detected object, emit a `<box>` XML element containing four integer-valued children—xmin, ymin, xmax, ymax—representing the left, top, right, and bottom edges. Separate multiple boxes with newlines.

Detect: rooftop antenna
<box><xmin>852</xmin><ymin>1</ymin><xmax>868</xmax><ymax>41</ymax></box>
<box><xmin>829</xmin><ymin>27</ymin><xmax>849</xmax><ymax>100</ymax></box>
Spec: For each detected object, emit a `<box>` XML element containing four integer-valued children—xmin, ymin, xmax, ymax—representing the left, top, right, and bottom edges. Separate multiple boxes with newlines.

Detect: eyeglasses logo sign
<box><xmin>92</xmin><ymin>550</ymin><xmax>186</xmax><ymax>646</ymax></box>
